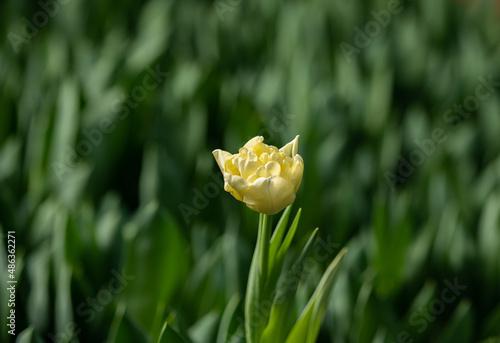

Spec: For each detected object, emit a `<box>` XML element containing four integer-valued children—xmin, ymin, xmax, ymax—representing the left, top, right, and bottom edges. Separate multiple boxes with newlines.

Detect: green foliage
<box><xmin>1</xmin><ymin>0</ymin><xmax>500</xmax><ymax>342</ymax></box>
<box><xmin>261</xmin><ymin>228</ymin><xmax>319</xmax><ymax>343</ymax></box>
<box><xmin>285</xmin><ymin>248</ymin><xmax>347</xmax><ymax>343</ymax></box>
<box><xmin>157</xmin><ymin>319</ymin><xmax>189</xmax><ymax>343</ymax></box>
<box><xmin>246</xmin><ymin>209</ymin><xmax>339</xmax><ymax>343</ymax></box>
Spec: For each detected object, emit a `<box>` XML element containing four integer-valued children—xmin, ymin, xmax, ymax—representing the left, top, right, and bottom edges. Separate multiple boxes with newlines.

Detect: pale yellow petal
<box><xmin>213</xmin><ymin>149</ymin><xmax>233</xmax><ymax>173</ymax></box>
<box><xmin>256</xmin><ymin>166</ymin><xmax>270</xmax><ymax>178</ymax></box>
<box><xmin>243</xmin><ymin>176</ymin><xmax>296</xmax><ymax>215</ymax></box>
<box><xmin>290</xmin><ymin>155</ymin><xmax>304</xmax><ymax>192</ymax></box>
<box><xmin>280</xmin><ymin>135</ymin><xmax>299</xmax><ymax>157</ymax></box>
<box><xmin>240</xmin><ymin>159</ymin><xmax>260</xmax><ymax>179</ymax></box>
<box><xmin>281</xmin><ymin>166</ymin><xmax>291</xmax><ymax>180</ymax></box>
<box><xmin>244</xmin><ymin>136</ymin><xmax>264</xmax><ymax>150</ymax></box>
<box><xmin>238</xmin><ymin>147</ymin><xmax>249</xmax><ymax>157</ymax></box>
<box><xmin>271</xmin><ymin>152</ymin><xmax>283</xmax><ymax>163</ymax></box>
<box><xmin>265</xmin><ymin>161</ymin><xmax>281</xmax><ymax>176</ymax></box>
<box><xmin>259</xmin><ymin>152</ymin><xmax>270</xmax><ymax>164</ymax></box>
<box><xmin>236</xmin><ymin>156</ymin><xmax>246</xmax><ymax>173</ymax></box>
<box><xmin>269</xmin><ymin>145</ymin><xmax>280</xmax><ymax>154</ymax></box>
<box><xmin>283</xmin><ymin>156</ymin><xmax>294</xmax><ymax>168</ymax></box>
<box><xmin>247</xmin><ymin>150</ymin><xmax>258</xmax><ymax>162</ymax></box>
<box><xmin>247</xmin><ymin>174</ymin><xmax>259</xmax><ymax>183</ymax></box>
<box><xmin>253</xmin><ymin>142</ymin><xmax>271</xmax><ymax>156</ymax></box>
<box><xmin>224</xmin><ymin>183</ymin><xmax>243</xmax><ymax>201</ymax></box>
<box><xmin>225</xmin><ymin>157</ymin><xmax>240</xmax><ymax>176</ymax></box>
<box><xmin>226</xmin><ymin>174</ymin><xmax>251</xmax><ymax>198</ymax></box>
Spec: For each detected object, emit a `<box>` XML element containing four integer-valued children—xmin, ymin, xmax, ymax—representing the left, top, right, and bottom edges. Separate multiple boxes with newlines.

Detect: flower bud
<box><xmin>213</xmin><ymin>135</ymin><xmax>303</xmax><ymax>215</ymax></box>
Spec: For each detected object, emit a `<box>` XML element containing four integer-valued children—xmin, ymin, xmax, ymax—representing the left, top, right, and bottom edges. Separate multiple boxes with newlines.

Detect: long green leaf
<box><xmin>261</xmin><ymin>228</ymin><xmax>319</xmax><ymax>343</ymax></box>
<box><xmin>264</xmin><ymin>209</ymin><xmax>303</xmax><ymax>295</ymax></box>
<box><xmin>157</xmin><ymin>322</ymin><xmax>188</xmax><ymax>343</ymax></box>
<box><xmin>276</xmin><ymin>209</ymin><xmax>302</xmax><ymax>264</ymax></box>
<box><xmin>216</xmin><ymin>294</ymin><xmax>242</xmax><ymax>343</ymax></box>
<box><xmin>437</xmin><ymin>300</ymin><xmax>473</xmax><ymax>343</ymax></box>
<box><xmin>106</xmin><ymin>304</ymin><xmax>150</xmax><ymax>343</ymax></box>
<box><xmin>268</xmin><ymin>205</ymin><xmax>293</xmax><ymax>271</ymax></box>
<box><xmin>16</xmin><ymin>326</ymin><xmax>34</xmax><ymax>343</ymax></box>
<box><xmin>122</xmin><ymin>201</ymin><xmax>187</xmax><ymax>336</ymax></box>
<box><xmin>188</xmin><ymin>312</ymin><xmax>220</xmax><ymax>343</ymax></box>
<box><xmin>285</xmin><ymin>247</ymin><xmax>348</xmax><ymax>343</ymax></box>
<box><xmin>265</xmin><ymin>208</ymin><xmax>301</xmax><ymax>297</ymax></box>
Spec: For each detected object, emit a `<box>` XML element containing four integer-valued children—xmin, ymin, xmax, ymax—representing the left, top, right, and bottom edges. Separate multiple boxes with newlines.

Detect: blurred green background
<box><xmin>1</xmin><ymin>0</ymin><xmax>500</xmax><ymax>342</ymax></box>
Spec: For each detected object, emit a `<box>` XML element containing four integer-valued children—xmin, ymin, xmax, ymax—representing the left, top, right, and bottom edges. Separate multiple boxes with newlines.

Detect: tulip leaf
<box><xmin>482</xmin><ymin>303</ymin><xmax>500</xmax><ymax>337</ymax></box>
<box><xmin>157</xmin><ymin>322</ymin><xmax>189</xmax><ymax>343</ymax></box>
<box><xmin>285</xmin><ymin>247</ymin><xmax>348</xmax><ymax>343</ymax></box>
<box><xmin>477</xmin><ymin>339</ymin><xmax>500</xmax><ymax>343</ymax></box>
<box><xmin>155</xmin><ymin>313</ymin><xmax>193</xmax><ymax>343</ymax></box>
<box><xmin>188</xmin><ymin>311</ymin><xmax>220</xmax><ymax>343</ymax></box>
<box><xmin>106</xmin><ymin>303</ymin><xmax>150</xmax><ymax>343</ymax></box>
<box><xmin>437</xmin><ymin>300</ymin><xmax>473</xmax><ymax>343</ymax></box>
<box><xmin>276</xmin><ymin>208</ymin><xmax>302</xmax><ymax>268</ymax></box>
<box><xmin>261</xmin><ymin>228</ymin><xmax>319</xmax><ymax>343</ymax></box>
<box><xmin>268</xmin><ymin>205</ymin><xmax>293</xmax><ymax>269</ymax></box>
<box><xmin>122</xmin><ymin>201</ymin><xmax>187</xmax><ymax>336</ymax></box>
<box><xmin>16</xmin><ymin>325</ymin><xmax>34</xmax><ymax>343</ymax></box>
<box><xmin>265</xmin><ymin>206</ymin><xmax>296</xmax><ymax>299</ymax></box>
<box><xmin>216</xmin><ymin>294</ymin><xmax>243</xmax><ymax>343</ymax></box>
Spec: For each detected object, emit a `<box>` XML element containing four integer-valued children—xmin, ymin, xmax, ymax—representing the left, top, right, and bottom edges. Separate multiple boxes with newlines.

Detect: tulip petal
<box><xmin>247</xmin><ymin>174</ymin><xmax>259</xmax><ymax>183</ymax></box>
<box><xmin>281</xmin><ymin>166</ymin><xmax>291</xmax><ymax>180</ymax></box>
<box><xmin>259</xmin><ymin>152</ymin><xmax>270</xmax><ymax>165</ymax></box>
<box><xmin>247</xmin><ymin>150</ymin><xmax>258</xmax><ymax>162</ymax></box>
<box><xmin>256</xmin><ymin>166</ymin><xmax>270</xmax><ymax>178</ymax></box>
<box><xmin>253</xmin><ymin>143</ymin><xmax>271</xmax><ymax>156</ymax></box>
<box><xmin>240</xmin><ymin>159</ymin><xmax>260</xmax><ymax>179</ymax></box>
<box><xmin>270</xmin><ymin>152</ymin><xmax>282</xmax><ymax>163</ymax></box>
<box><xmin>239</xmin><ymin>147</ymin><xmax>249</xmax><ymax>156</ymax></box>
<box><xmin>213</xmin><ymin>149</ymin><xmax>233</xmax><ymax>173</ymax></box>
<box><xmin>265</xmin><ymin>161</ymin><xmax>281</xmax><ymax>176</ymax></box>
<box><xmin>244</xmin><ymin>136</ymin><xmax>264</xmax><ymax>150</ymax></box>
<box><xmin>236</xmin><ymin>156</ymin><xmax>246</xmax><ymax>173</ymax></box>
<box><xmin>243</xmin><ymin>176</ymin><xmax>296</xmax><ymax>215</ymax></box>
<box><xmin>224</xmin><ymin>182</ymin><xmax>243</xmax><ymax>201</ymax></box>
<box><xmin>226</xmin><ymin>157</ymin><xmax>240</xmax><ymax>175</ymax></box>
<box><xmin>226</xmin><ymin>174</ymin><xmax>251</xmax><ymax>198</ymax></box>
<box><xmin>284</xmin><ymin>156</ymin><xmax>294</xmax><ymax>168</ymax></box>
<box><xmin>280</xmin><ymin>135</ymin><xmax>299</xmax><ymax>157</ymax></box>
<box><xmin>290</xmin><ymin>155</ymin><xmax>304</xmax><ymax>192</ymax></box>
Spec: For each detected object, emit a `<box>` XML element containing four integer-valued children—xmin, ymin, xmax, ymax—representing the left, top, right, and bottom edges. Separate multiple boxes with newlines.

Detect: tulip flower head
<box><xmin>213</xmin><ymin>135</ymin><xmax>304</xmax><ymax>215</ymax></box>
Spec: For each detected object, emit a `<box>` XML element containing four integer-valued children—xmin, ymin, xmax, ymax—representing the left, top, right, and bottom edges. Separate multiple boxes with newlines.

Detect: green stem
<box><xmin>245</xmin><ymin>213</ymin><xmax>272</xmax><ymax>343</ymax></box>
<box><xmin>258</xmin><ymin>213</ymin><xmax>271</xmax><ymax>285</ymax></box>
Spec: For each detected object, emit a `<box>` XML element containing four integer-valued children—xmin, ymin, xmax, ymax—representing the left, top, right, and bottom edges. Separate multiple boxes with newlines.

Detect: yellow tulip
<box><xmin>213</xmin><ymin>135</ymin><xmax>304</xmax><ymax>215</ymax></box>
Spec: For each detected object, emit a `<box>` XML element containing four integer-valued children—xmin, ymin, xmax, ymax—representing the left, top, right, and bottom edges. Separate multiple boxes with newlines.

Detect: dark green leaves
<box><xmin>122</xmin><ymin>202</ymin><xmax>188</xmax><ymax>338</ymax></box>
